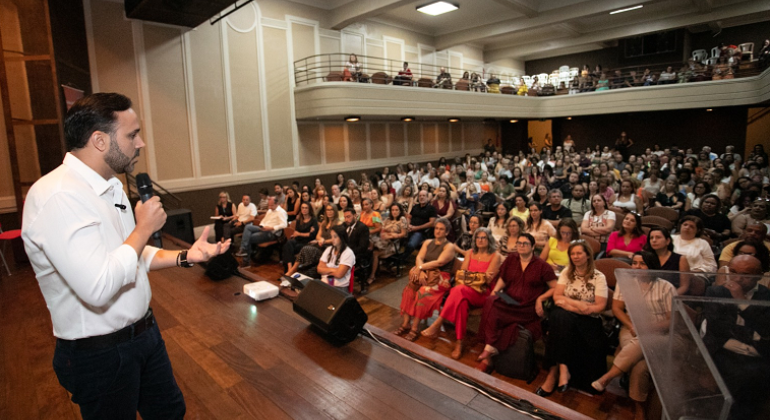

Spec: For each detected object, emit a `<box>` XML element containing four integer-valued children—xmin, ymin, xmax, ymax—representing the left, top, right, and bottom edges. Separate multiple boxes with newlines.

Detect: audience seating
<box><xmin>739</xmin><ymin>42</ymin><xmax>754</xmax><ymax>61</ymax></box>
<box><xmin>417</xmin><ymin>78</ymin><xmax>433</xmax><ymax>88</ymax></box>
<box><xmin>326</xmin><ymin>71</ymin><xmax>344</xmax><ymax>82</ymax></box>
<box><xmin>610</xmin><ymin>209</ymin><xmax>626</xmax><ymax>230</ymax></box>
<box><xmin>254</xmin><ymin>226</ymin><xmax>294</xmax><ymax>261</ymax></box>
<box><xmin>455</xmin><ymin>79</ymin><xmax>469</xmax><ymax>91</ymax></box>
<box><xmin>580</xmin><ymin>236</ymin><xmax>601</xmax><ymax>258</ymax></box>
<box><xmin>595</xmin><ymin>258</ymin><xmax>631</xmax><ymax>311</ymax></box>
<box><xmin>371</xmin><ymin>72</ymin><xmax>392</xmax><ymax>85</ymax></box>
<box><xmin>500</xmin><ymin>86</ymin><xmax>515</xmax><ymax>95</ymax></box>
<box><xmin>641</xmin><ymin>215</ymin><xmax>674</xmax><ymax>231</ymax></box>
<box><xmin>692</xmin><ymin>49</ymin><xmax>709</xmax><ymax>63</ymax></box>
<box><xmin>645</xmin><ymin>207</ymin><xmax>679</xmax><ymax>225</ymax></box>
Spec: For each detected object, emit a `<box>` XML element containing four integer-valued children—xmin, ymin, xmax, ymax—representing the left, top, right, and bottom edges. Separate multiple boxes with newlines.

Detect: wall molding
<box><xmin>0</xmin><ymin>196</ymin><xmax>16</xmax><ymax>214</ymax></box>
<box><xmin>260</xmin><ymin>17</ymin><xmax>287</xmax><ymax>29</ymax></box>
<box><xmin>153</xmin><ymin>150</ymin><xmax>482</xmax><ymax>193</ymax></box>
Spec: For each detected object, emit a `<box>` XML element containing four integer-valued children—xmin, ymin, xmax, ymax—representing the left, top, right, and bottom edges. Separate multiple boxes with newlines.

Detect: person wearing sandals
<box><xmin>591</xmin><ymin>251</ymin><xmax>675</xmax><ymax>420</ymax></box>
<box><xmin>475</xmin><ymin>233</ymin><xmax>557</xmax><ymax>373</ymax></box>
<box><xmin>394</xmin><ymin>218</ymin><xmax>456</xmax><ymax>342</ymax></box>
<box><xmin>535</xmin><ymin>240</ymin><xmax>608</xmax><ymax>396</ymax></box>
<box><xmin>421</xmin><ymin>228</ymin><xmax>501</xmax><ymax>359</ymax></box>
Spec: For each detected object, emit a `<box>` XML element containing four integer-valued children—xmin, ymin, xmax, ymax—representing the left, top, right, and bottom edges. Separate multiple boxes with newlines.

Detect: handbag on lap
<box><xmin>454</xmin><ymin>269</ymin><xmax>488</xmax><ymax>294</ymax></box>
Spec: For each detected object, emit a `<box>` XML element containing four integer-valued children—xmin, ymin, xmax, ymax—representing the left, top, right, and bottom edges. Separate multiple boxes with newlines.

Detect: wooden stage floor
<box><xmin>1</xmin><ymin>243</ymin><xmax>640</xmax><ymax>420</ymax></box>
<box><xmin>1</xmin><ymin>259</ymin><xmax>593</xmax><ymax>420</ymax></box>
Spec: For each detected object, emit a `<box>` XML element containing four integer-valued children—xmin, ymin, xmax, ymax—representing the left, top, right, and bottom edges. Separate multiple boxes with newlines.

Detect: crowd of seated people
<box><xmin>328</xmin><ymin>40</ymin><xmax>765</xmax><ymax>97</ymax></box>
<box><xmin>216</xmin><ymin>137</ymin><xmax>770</xmax><ymax>417</ymax></box>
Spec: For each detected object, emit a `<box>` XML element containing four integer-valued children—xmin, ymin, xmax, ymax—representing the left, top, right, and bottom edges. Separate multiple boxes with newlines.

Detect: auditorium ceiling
<box><xmin>288</xmin><ymin>0</ymin><xmax>770</xmax><ymax>61</ymax></box>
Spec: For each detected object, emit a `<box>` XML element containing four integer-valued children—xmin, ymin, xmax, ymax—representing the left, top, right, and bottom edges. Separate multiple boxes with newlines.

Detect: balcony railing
<box><xmin>293</xmin><ymin>53</ymin><xmax>766</xmax><ymax>95</ymax></box>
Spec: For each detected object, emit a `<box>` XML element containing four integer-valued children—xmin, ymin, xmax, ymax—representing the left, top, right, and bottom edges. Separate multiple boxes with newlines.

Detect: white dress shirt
<box><xmin>22</xmin><ymin>153</ymin><xmax>159</xmax><ymax>340</ymax></box>
<box><xmin>260</xmin><ymin>206</ymin><xmax>288</xmax><ymax>231</ymax></box>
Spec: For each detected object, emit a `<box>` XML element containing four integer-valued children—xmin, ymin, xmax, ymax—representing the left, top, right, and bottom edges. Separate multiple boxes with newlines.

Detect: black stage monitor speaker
<box><xmin>293</xmin><ymin>280</ymin><xmax>368</xmax><ymax>344</ymax></box>
<box><xmin>163</xmin><ymin>208</ymin><xmax>195</xmax><ymax>244</ymax></box>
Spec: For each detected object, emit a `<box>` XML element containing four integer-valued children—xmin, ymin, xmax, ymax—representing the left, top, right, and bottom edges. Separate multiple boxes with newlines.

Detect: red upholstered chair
<box><xmin>0</xmin><ymin>223</ymin><xmax>22</xmax><ymax>276</ymax></box>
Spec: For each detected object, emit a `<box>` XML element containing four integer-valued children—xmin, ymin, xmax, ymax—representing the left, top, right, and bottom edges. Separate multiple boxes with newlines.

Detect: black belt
<box><xmin>57</xmin><ymin>308</ymin><xmax>155</xmax><ymax>350</ymax></box>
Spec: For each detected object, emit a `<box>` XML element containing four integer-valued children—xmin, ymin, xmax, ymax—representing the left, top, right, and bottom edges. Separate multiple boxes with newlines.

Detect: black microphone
<box><xmin>136</xmin><ymin>172</ymin><xmax>163</xmax><ymax>248</ymax></box>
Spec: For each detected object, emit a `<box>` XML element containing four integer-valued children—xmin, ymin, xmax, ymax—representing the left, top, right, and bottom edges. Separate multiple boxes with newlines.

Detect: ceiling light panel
<box><xmin>417</xmin><ymin>1</ymin><xmax>459</xmax><ymax>16</ymax></box>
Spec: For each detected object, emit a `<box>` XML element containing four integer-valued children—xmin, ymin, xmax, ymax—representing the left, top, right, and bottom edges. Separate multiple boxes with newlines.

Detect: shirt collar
<box><xmin>63</xmin><ymin>152</ymin><xmax>123</xmax><ymax>196</ymax></box>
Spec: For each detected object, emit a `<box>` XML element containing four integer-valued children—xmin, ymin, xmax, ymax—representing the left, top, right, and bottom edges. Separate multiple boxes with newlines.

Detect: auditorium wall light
<box><xmin>417</xmin><ymin>1</ymin><xmax>458</xmax><ymax>16</ymax></box>
<box><xmin>448</xmin><ymin>118</ymin><xmax>460</xmax><ymax>123</ymax></box>
<box><xmin>345</xmin><ymin>116</ymin><xmax>360</xmax><ymax>122</ymax></box>
<box><xmin>401</xmin><ymin>117</ymin><xmax>415</xmax><ymax>122</ymax></box>
<box><xmin>706</xmin><ymin>109</ymin><xmax>713</xmax><ymax>112</ymax></box>
<box><xmin>510</xmin><ymin>119</ymin><xmax>518</xmax><ymax>123</ymax></box>
<box><xmin>567</xmin><ymin>117</ymin><xmax>572</xmax><ymax>120</ymax></box>
<box><xmin>610</xmin><ymin>5</ymin><xmax>642</xmax><ymax>14</ymax></box>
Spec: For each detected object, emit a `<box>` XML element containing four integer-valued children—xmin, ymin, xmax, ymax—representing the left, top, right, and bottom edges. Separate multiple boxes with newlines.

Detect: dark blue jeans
<box><xmin>53</xmin><ymin>322</ymin><xmax>185</xmax><ymax>420</ymax></box>
<box><xmin>405</xmin><ymin>231</ymin><xmax>425</xmax><ymax>256</ymax></box>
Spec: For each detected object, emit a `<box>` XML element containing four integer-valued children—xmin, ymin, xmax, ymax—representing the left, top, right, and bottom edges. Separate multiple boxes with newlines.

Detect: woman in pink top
<box><xmin>606</xmin><ymin>212</ymin><xmax>647</xmax><ymax>261</ymax></box>
<box><xmin>421</xmin><ymin>227</ymin><xmax>501</xmax><ymax>360</ymax></box>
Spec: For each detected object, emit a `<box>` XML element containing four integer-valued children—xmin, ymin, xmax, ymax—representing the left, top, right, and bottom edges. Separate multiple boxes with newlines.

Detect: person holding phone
<box><xmin>475</xmin><ymin>233</ymin><xmax>557</xmax><ymax>373</ymax></box>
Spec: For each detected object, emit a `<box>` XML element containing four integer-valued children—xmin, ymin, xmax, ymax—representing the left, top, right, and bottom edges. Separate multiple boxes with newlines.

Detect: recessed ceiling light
<box><xmin>706</xmin><ymin>108</ymin><xmax>713</xmax><ymax>112</ymax></box>
<box><xmin>448</xmin><ymin>118</ymin><xmax>460</xmax><ymax>123</ymax></box>
<box><xmin>345</xmin><ymin>116</ymin><xmax>360</xmax><ymax>122</ymax></box>
<box><xmin>510</xmin><ymin>119</ymin><xmax>518</xmax><ymax>123</ymax></box>
<box><xmin>401</xmin><ymin>117</ymin><xmax>415</xmax><ymax>122</ymax></box>
<box><xmin>609</xmin><ymin>5</ymin><xmax>643</xmax><ymax>14</ymax></box>
<box><xmin>417</xmin><ymin>1</ymin><xmax>458</xmax><ymax>16</ymax></box>
<box><xmin>567</xmin><ymin>117</ymin><xmax>572</xmax><ymax>120</ymax></box>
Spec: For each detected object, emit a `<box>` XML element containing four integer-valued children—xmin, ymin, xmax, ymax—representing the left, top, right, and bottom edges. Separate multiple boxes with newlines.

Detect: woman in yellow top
<box><xmin>509</xmin><ymin>194</ymin><xmax>530</xmax><ymax>221</ymax></box>
<box><xmin>540</xmin><ymin>219</ymin><xmax>579</xmax><ymax>272</ymax></box>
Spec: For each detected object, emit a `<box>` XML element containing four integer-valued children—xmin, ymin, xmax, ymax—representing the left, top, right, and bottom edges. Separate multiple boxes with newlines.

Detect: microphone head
<box><xmin>136</xmin><ymin>172</ymin><xmax>153</xmax><ymax>197</ymax></box>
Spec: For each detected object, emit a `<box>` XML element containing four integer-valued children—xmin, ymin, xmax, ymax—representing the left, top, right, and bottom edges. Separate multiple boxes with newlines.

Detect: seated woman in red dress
<box><xmin>395</xmin><ymin>218</ymin><xmax>456</xmax><ymax>341</ymax></box>
<box><xmin>420</xmin><ymin>227</ymin><xmax>501</xmax><ymax>359</ymax></box>
<box><xmin>475</xmin><ymin>233</ymin><xmax>557</xmax><ymax>373</ymax></box>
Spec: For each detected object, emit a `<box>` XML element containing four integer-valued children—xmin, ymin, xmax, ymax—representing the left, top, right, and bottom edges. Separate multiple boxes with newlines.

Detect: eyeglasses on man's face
<box><xmin>516</xmin><ymin>241</ymin><xmax>531</xmax><ymax>247</ymax></box>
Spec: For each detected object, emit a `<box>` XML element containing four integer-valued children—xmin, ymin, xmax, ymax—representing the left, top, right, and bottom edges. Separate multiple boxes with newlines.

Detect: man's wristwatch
<box><xmin>177</xmin><ymin>250</ymin><xmax>194</xmax><ymax>268</ymax></box>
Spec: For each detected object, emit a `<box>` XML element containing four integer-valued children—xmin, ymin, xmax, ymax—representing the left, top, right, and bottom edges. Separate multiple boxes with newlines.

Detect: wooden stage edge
<box><xmin>362</xmin><ymin>325</ymin><xmax>592</xmax><ymax>420</ymax></box>
<box><xmin>236</xmin><ymin>267</ymin><xmax>590</xmax><ymax>420</ymax></box>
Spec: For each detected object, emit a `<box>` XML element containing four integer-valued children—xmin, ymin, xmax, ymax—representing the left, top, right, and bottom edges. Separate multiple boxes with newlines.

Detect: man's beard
<box><xmin>105</xmin><ymin>136</ymin><xmax>139</xmax><ymax>174</ymax></box>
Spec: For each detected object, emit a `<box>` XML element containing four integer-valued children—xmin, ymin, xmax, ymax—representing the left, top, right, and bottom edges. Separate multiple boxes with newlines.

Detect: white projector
<box><xmin>243</xmin><ymin>281</ymin><xmax>280</xmax><ymax>301</ymax></box>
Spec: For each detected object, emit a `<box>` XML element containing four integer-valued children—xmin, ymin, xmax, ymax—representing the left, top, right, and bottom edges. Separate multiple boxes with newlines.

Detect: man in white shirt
<box><xmin>420</xmin><ymin>168</ymin><xmax>440</xmax><ymax>190</ymax></box>
<box><xmin>21</xmin><ymin>93</ymin><xmax>229</xmax><ymax>419</ymax></box>
<box><xmin>224</xmin><ymin>194</ymin><xmax>257</xmax><ymax>238</ymax></box>
<box><xmin>236</xmin><ymin>197</ymin><xmax>288</xmax><ymax>265</ymax></box>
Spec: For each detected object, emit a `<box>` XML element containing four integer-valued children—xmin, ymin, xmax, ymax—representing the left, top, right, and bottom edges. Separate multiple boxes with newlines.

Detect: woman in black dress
<box><xmin>644</xmin><ymin>227</ymin><xmax>690</xmax><ymax>295</ymax></box>
<box><xmin>214</xmin><ymin>191</ymin><xmax>237</xmax><ymax>241</ymax></box>
<box><xmin>281</xmin><ymin>202</ymin><xmax>318</xmax><ymax>273</ymax></box>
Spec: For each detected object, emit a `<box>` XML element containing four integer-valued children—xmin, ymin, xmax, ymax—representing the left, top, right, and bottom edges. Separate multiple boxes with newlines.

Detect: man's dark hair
<box><xmin>344</xmin><ymin>207</ymin><xmax>357</xmax><ymax>215</ymax></box>
<box><xmin>64</xmin><ymin>93</ymin><xmax>132</xmax><ymax>151</ymax></box>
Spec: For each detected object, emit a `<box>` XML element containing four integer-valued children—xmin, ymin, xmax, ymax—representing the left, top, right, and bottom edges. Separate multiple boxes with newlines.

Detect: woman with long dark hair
<box><xmin>525</xmin><ymin>202</ymin><xmax>555</xmax><ymax>254</ymax></box>
<box><xmin>316</xmin><ymin>225</ymin><xmax>356</xmax><ymax>291</ymax></box>
<box><xmin>281</xmin><ymin>202</ymin><xmax>318</xmax><ymax>273</ymax></box>
<box><xmin>606</xmin><ymin>212</ymin><xmax>647</xmax><ymax>261</ymax></box>
<box><xmin>536</xmin><ymin>241</ymin><xmax>608</xmax><ymax>396</ymax></box>
<box><xmin>645</xmin><ymin>227</ymin><xmax>690</xmax><ymax>295</ymax></box>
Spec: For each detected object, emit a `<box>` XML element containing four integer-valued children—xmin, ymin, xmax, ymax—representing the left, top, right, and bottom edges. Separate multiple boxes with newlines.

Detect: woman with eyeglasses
<box><xmin>591</xmin><ymin>251</ymin><xmax>675</xmax><ymax>419</ymax></box>
<box><xmin>421</xmin><ymin>228</ymin><xmax>501</xmax><ymax>360</ymax></box>
<box><xmin>214</xmin><ymin>191</ymin><xmax>237</xmax><ymax>242</ymax></box>
<box><xmin>645</xmin><ymin>227</ymin><xmax>691</xmax><ymax>295</ymax></box>
<box><xmin>607</xmin><ymin>212</ymin><xmax>647</xmax><ymax>261</ymax></box>
<box><xmin>536</xmin><ymin>241</ymin><xmax>608</xmax><ymax>396</ymax></box>
<box><xmin>455</xmin><ymin>214</ymin><xmax>482</xmax><ymax>257</ymax></box>
<box><xmin>476</xmin><ymin>233</ymin><xmax>558</xmax><ymax>374</ymax></box>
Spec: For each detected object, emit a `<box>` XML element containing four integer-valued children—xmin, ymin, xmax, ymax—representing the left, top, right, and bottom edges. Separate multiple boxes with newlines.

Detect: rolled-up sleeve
<box><xmin>29</xmin><ymin>193</ymin><xmax>141</xmax><ymax>307</ymax></box>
